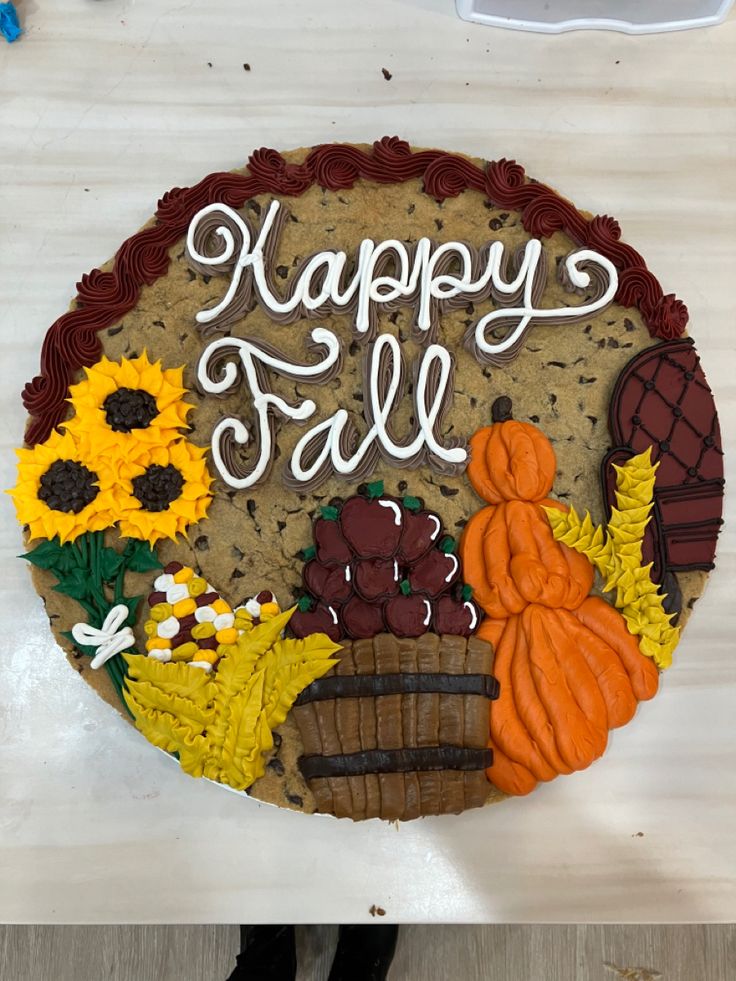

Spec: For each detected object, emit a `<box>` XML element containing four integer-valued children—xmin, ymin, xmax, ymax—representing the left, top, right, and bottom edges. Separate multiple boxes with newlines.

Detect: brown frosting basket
<box><xmin>292</xmin><ymin>632</ymin><xmax>499</xmax><ymax>822</ymax></box>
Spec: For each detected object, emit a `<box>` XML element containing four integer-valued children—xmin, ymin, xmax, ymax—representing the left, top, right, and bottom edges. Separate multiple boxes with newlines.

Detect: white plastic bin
<box><xmin>456</xmin><ymin>0</ymin><xmax>735</xmax><ymax>33</ymax></box>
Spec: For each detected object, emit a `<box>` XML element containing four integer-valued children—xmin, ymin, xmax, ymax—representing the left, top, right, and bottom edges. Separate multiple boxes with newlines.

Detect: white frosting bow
<box><xmin>71</xmin><ymin>604</ymin><xmax>135</xmax><ymax>670</ymax></box>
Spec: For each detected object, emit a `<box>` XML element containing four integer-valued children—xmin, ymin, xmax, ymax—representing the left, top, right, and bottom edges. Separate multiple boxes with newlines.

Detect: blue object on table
<box><xmin>0</xmin><ymin>2</ymin><xmax>22</xmax><ymax>43</ymax></box>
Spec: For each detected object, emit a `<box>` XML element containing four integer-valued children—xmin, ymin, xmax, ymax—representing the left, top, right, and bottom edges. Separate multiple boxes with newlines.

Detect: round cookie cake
<box><xmin>12</xmin><ymin>139</ymin><xmax>724</xmax><ymax>821</ymax></box>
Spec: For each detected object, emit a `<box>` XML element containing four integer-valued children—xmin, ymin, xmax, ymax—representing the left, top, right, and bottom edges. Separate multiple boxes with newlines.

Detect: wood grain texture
<box><xmin>0</xmin><ymin>1</ymin><xmax>735</xmax><ymax>925</ymax></box>
<box><xmin>1</xmin><ymin>925</ymin><xmax>734</xmax><ymax>980</ymax></box>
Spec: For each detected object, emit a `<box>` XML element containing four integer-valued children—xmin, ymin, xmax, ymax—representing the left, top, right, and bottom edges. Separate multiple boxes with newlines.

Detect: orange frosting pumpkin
<box><xmin>466</xmin><ymin>398</ymin><xmax>556</xmax><ymax>505</ymax></box>
<box><xmin>462</xmin><ymin>398</ymin><xmax>659</xmax><ymax>797</ymax></box>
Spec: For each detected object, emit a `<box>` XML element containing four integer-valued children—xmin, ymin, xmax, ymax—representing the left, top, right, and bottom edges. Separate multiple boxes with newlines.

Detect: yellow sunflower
<box><xmin>65</xmin><ymin>352</ymin><xmax>192</xmax><ymax>461</ymax></box>
<box><xmin>10</xmin><ymin>429</ymin><xmax>125</xmax><ymax>544</ymax></box>
<box><xmin>116</xmin><ymin>440</ymin><xmax>214</xmax><ymax>546</ymax></box>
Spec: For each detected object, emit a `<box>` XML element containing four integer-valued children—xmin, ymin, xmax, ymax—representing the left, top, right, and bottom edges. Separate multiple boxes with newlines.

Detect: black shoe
<box><xmin>327</xmin><ymin>924</ymin><xmax>399</xmax><ymax>981</ymax></box>
<box><xmin>227</xmin><ymin>925</ymin><xmax>297</xmax><ymax>981</ymax></box>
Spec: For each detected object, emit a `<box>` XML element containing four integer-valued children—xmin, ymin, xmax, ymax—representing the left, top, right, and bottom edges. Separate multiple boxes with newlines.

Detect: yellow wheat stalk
<box><xmin>544</xmin><ymin>448</ymin><xmax>679</xmax><ymax>669</ymax></box>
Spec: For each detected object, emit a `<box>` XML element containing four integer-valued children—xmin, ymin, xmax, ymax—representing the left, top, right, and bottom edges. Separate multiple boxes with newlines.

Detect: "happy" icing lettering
<box><xmin>187</xmin><ymin>200</ymin><xmax>618</xmax><ymax>361</ymax></box>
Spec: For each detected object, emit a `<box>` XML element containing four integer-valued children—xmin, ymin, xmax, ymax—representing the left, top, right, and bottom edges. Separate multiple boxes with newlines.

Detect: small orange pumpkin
<box><xmin>467</xmin><ymin>396</ymin><xmax>557</xmax><ymax>505</ymax></box>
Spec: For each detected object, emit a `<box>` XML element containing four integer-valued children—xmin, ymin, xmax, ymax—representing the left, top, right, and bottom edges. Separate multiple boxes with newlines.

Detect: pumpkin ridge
<box><xmin>524</xmin><ymin>605</ymin><xmax>605</xmax><ymax>772</ymax></box>
<box><xmin>572</xmin><ymin>596</ymin><xmax>659</xmax><ymax>702</ymax></box>
<box><xmin>484</xmin><ymin>503</ymin><xmax>527</xmax><ymax>617</ymax></box>
<box><xmin>511</xmin><ymin>611</ymin><xmax>572</xmax><ymax>776</ymax></box>
<box><xmin>557</xmin><ymin>608</ymin><xmax>637</xmax><ymax>729</ymax></box>
<box><xmin>539</xmin><ymin>607</ymin><xmax>609</xmax><ymax>754</ymax></box>
<box><xmin>486</xmin><ymin>743</ymin><xmax>538</xmax><ymax>797</ymax></box>
<box><xmin>488</xmin><ymin>616</ymin><xmax>555</xmax><ymax>782</ymax></box>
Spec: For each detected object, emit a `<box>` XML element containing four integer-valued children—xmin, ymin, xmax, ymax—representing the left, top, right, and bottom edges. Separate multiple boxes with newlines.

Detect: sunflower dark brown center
<box><xmin>132</xmin><ymin>464</ymin><xmax>184</xmax><ymax>512</ymax></box>
<box><xmin>38</xmin><ymin>459</ymin><xmax>99</xmax><ymax>514</ymax></box>
<box><xmin>103</xmin><ymin>387</ymin><xmax>158</xmax><ymax>433</ymax></box>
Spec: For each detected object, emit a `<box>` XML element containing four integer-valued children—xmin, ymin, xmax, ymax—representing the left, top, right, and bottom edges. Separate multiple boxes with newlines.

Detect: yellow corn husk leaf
<box><xmin>638</xmin><ymin>633</ymin><xmax>676</xmax><ymax>670</ymax></box>
<box><xmin>125</xmin><ymin>654</ymin><xmax>216</xmax><ymax>701</ymax></box>
<box><xmin>615</xmin><ymin>490</ymin><xmax>649</xmax><ymax>511</ymax></box>
<box><xmin>210</xmin><ymin>632</ymin><xmax>341</xmax><ymax>788</ymax></box>
<box><xmin>124</xmin><ymin>609</ymin><xmax>341</xmax><ymax>792</ymax></box>
<box><xmin>261</xmin><ymin>635</ymin><xmax>343</xmax><ymax>731</ymax></box>
<box><xmin>122</xmin><ymin>700</ymin><xmax>209</xmax><ymax>764</ymax></box>
<box><xmin>542</xmin><ymin>504</ymin><xmax>611</xmax><ymax>574</ymax></box>
<box><xmin>543</xmin><ymin>444</ymin><xmax>680</xmax><ymax>669</ymax></box>
<box><xmin>122</xmin><ymin>678</ymin><xmax>215</xmax><ymax>731</ymax></box>
<box><xmin>543</xmin><ymin>506</ymin><xmax>567</xmax><ymax>531</ymax></box>
<box><xmin>213</xmin><ymin>669</ymin><xmax>267</xmax><ymax>788</ymax></box>
<box><xmin>215</xmin><ymin>606</ymin><xmax>297</xmax><ymax>693</ymax></box>
<box><xmin>123</xmin><ymin>654</ymin><xmax>215</xmax><ymax>764</ymax></box>
<box><xmin>618</xmin><ymin>583</ymin><xmax>640</xmax><ymax>608</ymax></box>
<box><xmin>609</xmin><ymin>503</ymin><xmax>653</xmax><ymax>528</ymax></box>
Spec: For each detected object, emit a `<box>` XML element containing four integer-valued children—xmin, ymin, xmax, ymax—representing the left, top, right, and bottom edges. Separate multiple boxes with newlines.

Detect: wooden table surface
<box><xmin>0</xmin><ymin>0</ymin><xmax>734</xmax><ymax>925</ymax></box>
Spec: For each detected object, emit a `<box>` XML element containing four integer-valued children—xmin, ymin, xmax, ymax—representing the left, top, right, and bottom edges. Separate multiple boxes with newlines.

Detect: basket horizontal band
<box><xmin>299</xmin><ymin>746</ymin><xmax>494</xmax><ymax>780</ymax></box>
<box><xmin>295</xmin><ymin>672</ymin><xmax>500</xmax><ymax>704</ymax></box>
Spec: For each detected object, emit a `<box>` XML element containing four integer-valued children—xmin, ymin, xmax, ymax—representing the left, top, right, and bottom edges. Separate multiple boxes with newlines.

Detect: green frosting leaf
<box><xmin>402</xmin><ymin>495</ymin><xmax>422</xmax><ymax>512</ymax></box>
<box><xmin>301</xmin><ymin>545</ymin><xmax>317</xmax><ymax>561</ymax></box>
<box><xmin>53</xmin><ymin>567</ymin><xmax>92</xmax><ymax>601</ymax></box>
<box><xmin>120</xmin><ymin>595</ymin><xmax>142</xmax><ymax>624</ymax></box>
<box><xmin>439</xmin><ymin>536</ymin><xmax>456</xmax><ymax>555</ymax></box>
<box><xmin>20</xmin><ymin>537</ymin><xmax>80</xmax><ymax>574</ymax></box>
<box><xmin>61</xmin><ymin>629</ymin><xmax>97</xmax><ymax>659</ymax></box>
<box><xmin>461</xmin><ymin>584</ymin><xmax>473</xmax><ymax>602</ymax></box>
<box><xmin>297</xmin><ymin>595</ymin><xmax>313</xmax><ymax>612</ymax></box>
<box><xmin>124</xmin><ymin>539</ymin><xmax>163</xmax><ymax>573</ymax></box>
<box><xmin>319</xmin><ymin>505</ymin><xmax>339</xmax><ymax>521</ymax></box>
<box><xmin>99</xmin><ymin>546</ymin><xmax>125</xmax><ymax>582</ymax></box>
<box><xmin>366</xmin><ymin>480</ymin><xmax>384</xmax><ymax>499</ymax></box>
<box><xmin>399</xmin><ymin>579</ymin><xmax>411</xmax><ymax>596</ymax></box>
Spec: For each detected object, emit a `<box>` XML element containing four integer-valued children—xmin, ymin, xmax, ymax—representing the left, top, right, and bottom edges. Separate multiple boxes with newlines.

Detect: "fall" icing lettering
<box><xmin>197</xmin><ymin>331</ymin><xmax>467</xmax><ymax>491</ymax></box>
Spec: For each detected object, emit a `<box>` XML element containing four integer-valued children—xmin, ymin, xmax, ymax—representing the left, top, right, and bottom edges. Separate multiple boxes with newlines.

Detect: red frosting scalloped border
<box><xmin>22</xmin><ymin>136</ymin><xmax>688</xmax><ymax>446</ymax></box>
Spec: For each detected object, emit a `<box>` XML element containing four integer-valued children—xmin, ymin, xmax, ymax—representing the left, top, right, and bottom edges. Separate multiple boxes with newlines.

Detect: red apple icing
<box><xmin>290</xmin><ymin>601</ymin><xmax>342</xmax><ymax>642</ymax></box>
<box><xmin>409</xmin><ymin>547</ymin><xmax>461</xmax><ymax>597</ymax></box>
<box><xmin>384</xmin><ymin>593</ymin><xmax>434</xmax><ymax>638</ymax></box>
<box><xmin>339</xmin><ymin>486</ymin><xmax>404</xmax><ymax>559</ymax></box>
<box><xmin>303</xmin><ymin>560</ymin><xmax>353</xmax><ymax>605</ymax></box>
<box><xmin>314</xmin><ymin>511</ymin><xmax>353</xmax><ymax>565</ymax></box>
<box><xmin>291</xmin><ymin>484</ymin><xmax>482</xmax><ymax>641</ymax></box>
<box><xmin>353</xmin><ymin>557</ymin><xmax>401</xmax><ymax>602</ymax></box>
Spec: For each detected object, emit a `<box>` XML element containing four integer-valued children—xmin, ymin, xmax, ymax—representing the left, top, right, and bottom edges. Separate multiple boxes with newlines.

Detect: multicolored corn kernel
<box><xmin>144</xmin><ymin>566</ymin><xmax>282</xmax><ymax>672</ymax></box>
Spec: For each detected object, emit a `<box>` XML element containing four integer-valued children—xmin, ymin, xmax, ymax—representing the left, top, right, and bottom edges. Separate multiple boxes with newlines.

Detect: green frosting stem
<box><xmin>21</xmin><ymin>529</ymin><xmax>160</xmax><ymax>712</ymax></box>
<box><xmin>366</xmin><ymin>480</ymin><xmax>385</xmax><ymax>499</ymax></box>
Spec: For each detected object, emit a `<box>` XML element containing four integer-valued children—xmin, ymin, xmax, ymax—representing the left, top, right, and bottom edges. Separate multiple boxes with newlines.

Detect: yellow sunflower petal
<box><xmin>110</xmin><ymin>437</ymin><xmax>213</xmax><ymax>546</ymax></box>
<box><xmin>64</xmin><ymin>354</ymin><xmax>195</xmax><ymax>465</ymax></box>
<box><xmin>138</xmin><ymin>362</ymin><xmax>167</xmax><ymax>395</ymax></box>
<box><xmin>9</xmin><ymin>427</ymin><xmax>119</xmax><ymax>543</ymax></box>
